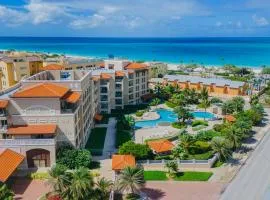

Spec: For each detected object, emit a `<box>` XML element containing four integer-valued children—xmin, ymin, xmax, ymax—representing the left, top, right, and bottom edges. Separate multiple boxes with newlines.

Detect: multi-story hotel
<box><xmin>149</xmin><ymin>74</ymin><xmax>248</xmax><ymax>96</ymax></box>
<box><xmin>0</xmin><ymin>56</ymin><xmax>43</xmax><ymax>90</ymax></box>
<box><xmin>0</xmin><ymin>60</ymin><xmax>149</xmax><ymax>173</ymax></box>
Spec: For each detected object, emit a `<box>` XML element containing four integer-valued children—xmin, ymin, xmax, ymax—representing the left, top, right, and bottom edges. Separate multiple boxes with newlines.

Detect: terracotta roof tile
<box><xmin>115</xmin><ymin>71</ymin><xmax>125</xmax><ymax>77</ymax></box>
<box><xmin>13</xmin><ymin>83</ymin><xmax>69</xmax><ymax>98</ymax></box>
<box><xmin>43</xmin><ymin>64</ymin><xmax>64</xmax><ymax>70</ymax></box>
<box><xmin>100</xmin><ymin>73</ymin><xmax>112</xmax><ymax>80</ymax></box>
<box><xmin>0</xmin><ymin>149</ymin><xmax>24</xmax><ymax>182</ymax></box>
<box><xmin>7</xmin><ymin>124</ymin><xmax>57</xmax><ymax>135</ymax></box>
<box><xmin>224</xmin><ymin>115</ymin><xmax>236</xmax><ymax>122</ymax></box>
<box><xmin>0</xmin><ymin>100</ymin><xmax>8</xmax><ymax>109</ymax></box>
<box><xmin>62</xmin><ymin>91</ymin><xmax>81</xmax><ymax>103</ymax></box>
<box><xmin>125</xmin><ymin>63</ymin><xmax>148</xmax><ymax>70</ymax></box>
<box><xmin>112</xmin><ymin>155</ymin><xmax>135</xmax><ymax>170</ymax></box>
<box><xmin>147</xmin><ymin>139</ymin><xmax>174</xmax><ymax>153</ymax></box>
<box><xmin>92</xmin><ymin>76</ymin><xmax>100</xmax><ymax>81</ymax></box>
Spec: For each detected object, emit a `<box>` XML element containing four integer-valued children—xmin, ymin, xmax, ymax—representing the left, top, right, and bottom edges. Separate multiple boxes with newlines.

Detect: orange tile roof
<box><xmin>115</xmin><ymin>71</ymin><xmax>125</xmax><ymax>77</ymax></box>
<box><xmin>99</xmin><ymin>62</ymin><xmax>105</xmax><ymax>68</ymax></box>
<box><xmin>112</xmin><ymin>155</ymin><xmax>135</xmax><ymax>171</ymax></box>
<box><xmin>100</xmin><ymin>73</ymin><xmax>112</xmax><ymax>80</ymax></box>
<box><xmin>7</xmin><ymin>124</ymin><xmax>57</xmax><ymax>135</ymax></box>
<box><xmin>43</xmin><ymin>64</ymin><xmax>64</xmax><ymax>70</ymax></box>
<box><xmin>224</xmin><ymin>115</ymin><xmax>236</xmax><ymax>122</ymax></box>
<box><xmin>92</xmin><ymin>76</ymin><xmax>100</xmax><ymax>81</ymax></box>
<box><xmin>125</xmin><ymin>63</ymin><xmax>148</xmax><ymax>70</ymax></box>
<box><xmin>0</xmin><ymin>100</ymin><xmax>8</xmax><ymax>108</ymax></box>
<box><xmin>13</xmin><ymin>83</ymin><xmax>69</xmax><ymax>98</ymax></box>
<box><xmin>147</xmin><ymin>139</ymin><xmax>174</xmax><ymax>153</ymax></box>
<box><xmin>94</xmin><ymin>114</ymin><xmax>103</xmax><ymax>121</ymax></box>
<box><xmin>0</xmin><ymin>149</ymin><xmax>24</xmax><ymax>182</ymax></box>
<box><xmin>62</xmin><ymin>91</ymin><xmax>81</xmax><ymax>103</ymax></box>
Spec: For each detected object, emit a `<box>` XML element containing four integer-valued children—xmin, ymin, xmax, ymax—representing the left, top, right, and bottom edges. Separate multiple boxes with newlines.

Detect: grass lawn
<box><xmin>144</xmin><ymin>171</ymin><xmax>168</xmax><ymax>181</ymax></box>
<box><xmin>173</xmin><ymin>171</ymin><xmax>213</xmax><ymax>181</ymax></box>
<box><xmin>187</xmin><ymin>151</ymin><xmax>214</xmax><ymax>160</ymax></box>
<box><xmin>85</xmin><ymin>127</ymin><xmax>107</xmax><ymax>155</ymax></box>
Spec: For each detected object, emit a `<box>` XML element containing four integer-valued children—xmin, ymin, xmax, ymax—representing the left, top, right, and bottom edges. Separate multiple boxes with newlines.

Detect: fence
<box><xmin>137</xmin><ymin>154</ymin><xmax>219</xmax><ymax>168</ymax></box>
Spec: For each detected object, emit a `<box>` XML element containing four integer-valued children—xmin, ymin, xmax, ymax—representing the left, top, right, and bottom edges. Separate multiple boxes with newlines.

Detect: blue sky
<box><xmin>0</xmin><ymin>0</ymin><xmax>269</xmax><ymax>37</ymax></box>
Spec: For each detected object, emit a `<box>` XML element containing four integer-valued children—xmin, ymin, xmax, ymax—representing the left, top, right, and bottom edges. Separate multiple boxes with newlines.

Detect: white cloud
<box><xmin>0</xmin><ymin>5</ymin><xmax>28</xmax><ymax>26</ymax></box>
<box><xmin>70</xmin><ymin>14</ymin><xmax>106</xmax><ymax>29</ymax></box>
<box><xmin>215</xmin><ymin>20</ymin><xmax>243</xmax><ymax>29</ymax></box>
<box><xmin>252</xmin><ymin>14</ymin><xmax>269</xmax><ymax>27</ymax></box>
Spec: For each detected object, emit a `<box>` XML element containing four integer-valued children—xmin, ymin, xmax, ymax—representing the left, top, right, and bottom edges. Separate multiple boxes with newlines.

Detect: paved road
<box><xmin>221</xmin><ymin>118</ymin><xmax>270</xmax><ymax>200</ymax></box>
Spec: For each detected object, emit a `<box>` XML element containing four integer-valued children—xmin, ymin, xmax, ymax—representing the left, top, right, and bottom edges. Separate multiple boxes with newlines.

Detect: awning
<box><xmin>0</xmin><ymin>149</ymin><xmax>24</xmax><ymax>182</ymax></box>
<box><xmin>63</xmin><ymin>91</ymin><xmax>81</xmax><ymax>103</ymax></box>
<box><xmin>0</xmin><ymin>100</ymin><xmax>8</xmax><ymax>109</ymax></box>
<box><xmin>7</xmin><ymin>124</ymin><xmax>57</xmax><ymax>135</ymax></box>
<box><xmin>94</xmin><ymin>114</ymin><xmax>103</xmax><ymax>121</ymax></box>
<box><xmin>112</xmin><ymin>155</ymin><xmax>135</xmax><ymax>171</ymax></box>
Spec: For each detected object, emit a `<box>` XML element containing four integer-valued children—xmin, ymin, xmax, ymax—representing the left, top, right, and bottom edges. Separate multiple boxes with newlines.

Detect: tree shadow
<box><xmin>141</xmin><ymin>187</ymin><xmax>166</xmax><ymax>200</ymax></box>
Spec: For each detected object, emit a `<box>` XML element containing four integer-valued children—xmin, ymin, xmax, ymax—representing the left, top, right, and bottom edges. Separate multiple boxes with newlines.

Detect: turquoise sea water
<box><xmin>0</xmin><ymin>37</ymin><xmax>270</xmax><ymax>67</ymax></box>
<box><xmin>135</xmin><ymin>109</ymin><xmax>215</xmax><ymax>128</ymax></box>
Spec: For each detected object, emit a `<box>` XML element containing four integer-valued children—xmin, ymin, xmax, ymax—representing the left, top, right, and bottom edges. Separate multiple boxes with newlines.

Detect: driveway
<box><xmin>141</xmin><ymin>181</ymin><xmax>225</xmax><ymax>200</ymax></box>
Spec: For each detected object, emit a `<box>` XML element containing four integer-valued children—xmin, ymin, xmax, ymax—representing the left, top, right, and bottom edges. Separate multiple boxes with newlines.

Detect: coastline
<box><xmin>0</xmin><ymin>48</ymin><xmax>263</xmax><ymax>73</ymax></box>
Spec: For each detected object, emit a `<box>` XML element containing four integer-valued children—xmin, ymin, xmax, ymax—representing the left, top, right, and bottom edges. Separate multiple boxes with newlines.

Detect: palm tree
<box><xmin>231</xmin><ymin>97</ymin><xmax>245</xmax><ymax>113</ymax></box>
<box><xmin>199</xmin><ymin>99</ymin><xmax>211</xmax><ymax>120</ymax></box>
<box><xmin>172</xmin><ymin>145</ymin><xmax>187</xmax><ymax>159</ymax></box>
<box><xmin>94</xmin><ymin>177</ymin><xmax>113</xmax><ymax>200</ymax></box>
<box><xmin>223</xmin><ymin>126</ymin><xmax>243</xmax><ymax>150</ymax></box>
<box><xmin>125</xmin><ymin>115</ymin><xmax>135</xmax><ymax>128</ymax></box>
<box><xmin>211</xmin><ymin>137</ymin><xmax>232</xmax><ymax>161</ymax></box>
<box><xmin>0</xmin><ymin>184</ymin><xmax>14</xmax><ymax>200</ymax></box>
<box><xmin>61</xmin><ymin>167</ymin><xmax>94</xmax><ymax>200</ymax></box>
<box><xmin>117</xmin><ymin>166</ymin><xmax>145</xmax><ymax>195</ymax></box>
<box><xmin>48</xmin><ymin>164</ymin><xmax>67</xmax><ymax>193</ymax></box>
<box><xmin>179</xmin><ymin>133</ymin><xmax>194</xmax><ymax>153</ymax></box>
<box><xmin>165</xmin><ymin>160</ymin><xmax>178</xmax><ymax>177</ymax></box>
<box><xmin>174</xmin><ymin>106</ymin><xmax>193</xmax><ymax>123</ymax></box>
<box><xmin>200</xmin><ymin>86</ymin><xmax>209</xmax><ymax>100</ymax></box>
<box><xmin>149</xmin><ymin>98</ymin><xmax>161</xmax><ymax>108</ymax></box>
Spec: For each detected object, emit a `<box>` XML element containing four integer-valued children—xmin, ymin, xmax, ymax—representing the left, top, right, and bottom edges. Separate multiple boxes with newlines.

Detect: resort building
<box><xmin>0</xmin><ymin>61</ymin><xmax>150</xmax><ymax>170</ymax></box>
<box><xmin>147</xmin><ymin>139</ymin><xmax>174</xmax><ymax>155</ymax></box>
<box><xmin>0</xmin><ymin>56</ymin><xmax>43</xmax><ymax>90</ymax></box>
<box><xmin>111</xmin><ymin>154</ymin><xmax>136</xmax><ymax>171</ymax></box>
<box><xmin>43</xmin><ymin>56</ymin><xmax>104</xmax><ymax>71</ymax></box>
<box><xmin>149</xmin><ymin>75</ymin><xmax>248</xmax><ymax>96</ymax></box>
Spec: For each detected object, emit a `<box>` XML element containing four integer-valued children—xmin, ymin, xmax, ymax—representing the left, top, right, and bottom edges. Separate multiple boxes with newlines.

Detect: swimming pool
<box><xmin>135</xmin><ymin>109</ymin><xmax>215</xmax><ymax>128</ymax></box>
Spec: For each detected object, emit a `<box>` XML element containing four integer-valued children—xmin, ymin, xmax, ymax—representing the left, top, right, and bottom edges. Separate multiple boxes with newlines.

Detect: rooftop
<box><xmin>112</xmin><ymin>155</ymin><xmax>135</xmax><ymax>170</ymax></box>
<box><xmin>12</xmin><ymin>83</ymin><xmax>69</xmax><ymax>98</ymax></box>
<box><xmin>7</xmin><ymin>124</ymin><xmax>57</xmax><ymax>135</ymax></box>
<box><xmin>125</xmin><ymin>62</ymin><xmax>148</xmax><ymax>70</ymax></box>
<box><xmin>0</xmin><ymin>149</ymin><xmax>24</xmax><ymax>182</ymax></box>
<box><xmin>147</xmin><ymin>139</ymin><xmax>174</xmax><ymax>153</ymax></box>
<box><xmin>164</xmin><ymin>74</ymin><xmax>245</xmax><ymax>88</ymax></box>
<box><xmin>0</xmin><ymin>100</ymin><xmax>9</xmax><ymax>108</ymax></box>
<box><xmin>43</xmin><ymin>64</ymin><xmax>64</xmax><ymax>70</ymax></box>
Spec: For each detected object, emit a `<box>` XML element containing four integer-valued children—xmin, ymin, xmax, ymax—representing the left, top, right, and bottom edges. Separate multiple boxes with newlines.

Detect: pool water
<box><xmin>135</xmin><ymin>109</ymin><xmax>215</xmax><ymax>128</ymax></box>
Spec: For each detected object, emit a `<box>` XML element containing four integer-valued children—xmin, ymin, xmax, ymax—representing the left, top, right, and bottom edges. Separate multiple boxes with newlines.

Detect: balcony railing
<box><xmin>0</xmin><ymin>138</ymin><xmax>56</xmax><ymax>146</ymax></box>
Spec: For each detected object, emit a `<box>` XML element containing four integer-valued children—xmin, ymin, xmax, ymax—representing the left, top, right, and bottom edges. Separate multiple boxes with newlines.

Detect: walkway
<box><xmin>141</xmin><ymin>181</ymin><xmax>225</xmax><ymax>200</ymax></box>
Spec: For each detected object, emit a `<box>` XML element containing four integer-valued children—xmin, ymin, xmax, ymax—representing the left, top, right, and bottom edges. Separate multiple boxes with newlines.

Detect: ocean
<box><xmin>0</xmin><ymin>37</ymin><xmax>269</xmax><ymax>67</ymax></box>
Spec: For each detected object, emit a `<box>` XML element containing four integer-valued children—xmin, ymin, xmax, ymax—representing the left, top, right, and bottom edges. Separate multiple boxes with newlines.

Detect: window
<box><xmin>129</xmin><ymin>74</ymin><xmax>134</xmax><ymax>79</ymax></box>
<box><xmin>136</xmin><ymin>86</ymin><xmax>139</xmax><ymax>91</ymax></box>
<box><xmin>115</xmin><ymin>91</ymin><xmax>122</xmax><ymax>97</ymax></box>
<box><xmin>136</xmin><ymin>79</ymin><xmax>139</xmax><ymax>84</ymax></box>
<box><xmin>129</xmin><ymin>94</ymin><xmax>133</xmax><ymax>99</ymax></box>
<box><xmin>142</xmin><ymin>71</ymin><xmax>145</xmax><ymax>76</ymax></box>
<box><xmin>136</xmin><ymin>72</ymin><xmax>139</xmax><ymax>77</ymax></box>
<box><xmin>101</xmin><ymin>87</ymin><xmax>108</xmax><ymax>93</ymax></box>
<box><xmin>115</xmin><ymin>99</ymin><xmax>122</xmax><ymax>104</ymax></box>
<box><xmin>115</xmin><ymin>83</ymin><xmax>122</xmax><ymax>89</ymax></box>
<box><xmin>100</xmin><ymin>95</ymin><xmax>108</xmax><ymax>101</ymax></box>
<box><xmin>136</xmin><ymin>93</ymin><xmax>139</xmax><ymax>97</ymax></box>
<box><xmin>129</xmin><ymin>81</ymin><xmax>133</xmax><ymax>87</ymax></box>
<box><xmin>108</xmin><ymin>64</ymin><xmax>114</xmax><ymax>69</ymax></box>
<box><xmin>101</xmin><ymin>103</ymin><xmax>108</xmax><ymax>109</ymax></box>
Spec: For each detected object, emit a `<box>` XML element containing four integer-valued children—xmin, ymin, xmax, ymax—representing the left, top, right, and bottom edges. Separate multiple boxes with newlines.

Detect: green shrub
<box><xmin>118</xmin><ymin>141</ymin><xmax>152</xmax><ymax>160</ymax></box>
<box><xmin>155</xmin><ymin>155</ymin><xmax>173</xmax><ymax>160</ymax></box>
<box><xmin>192</xmin><ymin>120</ymin><xmax>208</xmax><ymax>127</ymax></box>
<box><xmin>192</xmin><ymin>125</ymin><xmax>207</xmax><ymax>131</ymax></box>
<box><xmin>27</xmin><ymin>172</ymin><xmax>49</xmax><ymax>180</ymax></box>
<box><xmin>172</xmin><ymin>122</ymin><xmax>186</xmax><ymax>129</ymax></box>
<box><xmin>135</xmin><ymin>110</ymin><xmax>145</xmax><ymax>117</ymax></box>
<box><xmin>213</xmin><ymin>123</ymin><xmax>227</xmax><ymax>132</ymax></box>
<box><xmin>194</xmin><ymin>141</ymin><xmax>211</xmax><ymax>152</ymax></box>
<box><xmin>57</xmin><ymin>148</ymin><xmax>92</xmax><ymax>169</ymax></box>
<box><xmin>210</xmin><ymin>97</ymin><xmax>223</xmax><ymax>104</ymax></box>
<box><xmin>165</xmin><ymin>101</ymin><xmax>177</xmax><ymax>108</ymax></box>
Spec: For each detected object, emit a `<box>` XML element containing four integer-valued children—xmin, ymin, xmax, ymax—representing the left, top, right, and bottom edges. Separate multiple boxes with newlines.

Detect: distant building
<box><xmin>0</xmin><ymin>56</ymin><xmax>43</xmax><ymax>90</ymax></box>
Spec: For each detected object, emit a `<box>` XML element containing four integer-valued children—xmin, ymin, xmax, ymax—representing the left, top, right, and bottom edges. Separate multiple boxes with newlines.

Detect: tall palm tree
<box><xmin>211</xmin><ymin>137</ymin><xmax>232</xmax><ymax>161</ymax></box>
<box><xmin>199</xmin><ymin>99</ymin><xmax>211</xmax><ymax>121</ymax></box>
<box><xmin>179</xmin><ymin>133</ymin><xmax>194</xmax><ymax>153</ymax></box>
<box><xmin>200</xmin><ymin>86</ymin><xmax>209</xmax><ymax>100</ymax></box>
<box><xmin>232</xmin><ymin>97</ymin><xmax>245</xmax><ymax>113</ymax></box>
<box><xmin>117</xmin><ymin>166</ymin><xmax>145</xmax><ymax>195</ymax></box>
<box><xmin>165</xmin><ymin>160</ymin><xmax>178</xmax><ymax>177</ymax></box>
<box><xmin>61</xmin><ymin>167</ymin><xmax>94</xmax><ymax>200</ymax></box>
<box><xmin>0</xmin><ymin>184</ymin><xmax>14</xmax><ymax>200</ymax></box>
<box><xmin>174</xmin><ymin>106</ymin><xmax>193</xmax><ymax>123</ymax></box>
<box><xmin>94</xmin><ymin>177</ymin><xmax>113</xmax><ymax>200</ymax></box>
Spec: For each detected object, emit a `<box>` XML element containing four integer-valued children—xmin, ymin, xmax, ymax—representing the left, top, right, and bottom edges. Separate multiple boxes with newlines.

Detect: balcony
<box><xmin>0</xmin><ymin>138</ymin><xmax>56</xmax><ymax>147</ymax></box>
<box><xmin>0</xmin><ymin>125</ymin><xmax>7</xmax><ymax>133</ymax></box>
<box><xmin>61</xmin><ymin>101</ymin><xmax>78</xmax><ymax>114</ymax></box>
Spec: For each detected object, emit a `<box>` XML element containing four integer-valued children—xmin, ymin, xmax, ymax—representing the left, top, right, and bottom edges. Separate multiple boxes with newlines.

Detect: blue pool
<box><xmin>135</xmin><ymin>109</ymin><xmax>215</xmax><ymax>128</ymax></box>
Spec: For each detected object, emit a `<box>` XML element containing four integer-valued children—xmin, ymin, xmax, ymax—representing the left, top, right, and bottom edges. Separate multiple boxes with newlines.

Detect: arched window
<box><xmin>26</xmin><ymin>149</ymin><xmax>50</xmax><ymax>168</ymax></box>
